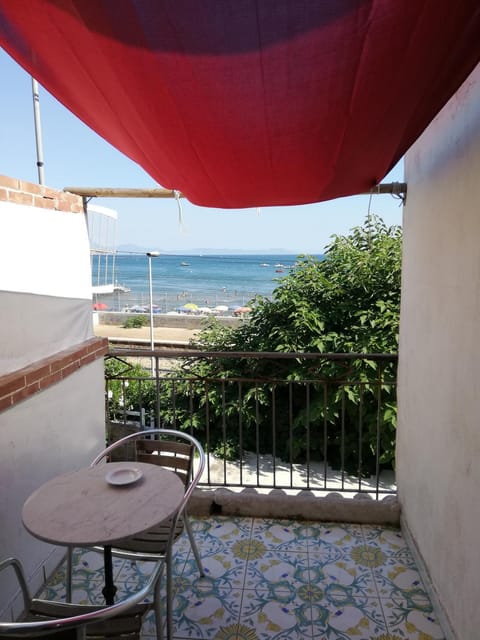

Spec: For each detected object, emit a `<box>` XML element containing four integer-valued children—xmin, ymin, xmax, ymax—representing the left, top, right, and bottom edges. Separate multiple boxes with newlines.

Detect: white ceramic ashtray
<box><xmin>106</xmin><ymin>466</ymin><xmax>143</xmax><ymax>486</ymax></box>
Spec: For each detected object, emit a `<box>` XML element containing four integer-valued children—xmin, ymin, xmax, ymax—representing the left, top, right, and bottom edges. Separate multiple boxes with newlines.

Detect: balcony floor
<box><xmin>39</xmin><ymin>515</ymin><xmax>445</xmax><ymax>639</ymax></box>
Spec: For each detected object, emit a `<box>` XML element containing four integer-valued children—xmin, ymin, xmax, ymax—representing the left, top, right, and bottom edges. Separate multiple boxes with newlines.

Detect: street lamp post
<box><xmin>146</xmin><ymin>251</ymin><xmax>160</xmax><ymax>376</ymax></box>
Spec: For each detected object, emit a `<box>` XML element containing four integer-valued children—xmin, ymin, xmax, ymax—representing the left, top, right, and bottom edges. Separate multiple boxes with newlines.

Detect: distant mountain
<box><xmin>116</xmin><ymin>245</ymin><xmax>306</xmax><ymax>255</ymax></box>
<box><xmin>116</xmin><ymin>244</ymin><xmax>162</xmax><ymax>254</ymax></box>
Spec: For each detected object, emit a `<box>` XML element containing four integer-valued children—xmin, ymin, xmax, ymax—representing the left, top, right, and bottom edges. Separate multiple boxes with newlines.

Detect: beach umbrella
<box><xmin>182</xmin><ymin>303</ymin><xmax>198</xmax><ymax>313</ymax></box>
<box><xmin>92</xmin><ymin>302</ymin><xmax>108</xmax><ymax>311</ymax></box>
<box><xmin>214</xmin><ymin>305</ymin><xmax>229</xmax><ymax>312</ymax></box>
<box><xmin>198</xmin><ymin>306</ymin><xmax>213</xmax><ymax>314</ymax></box>
<box><xmin>147</xmin><ymin>304</ymin><xmax>161</xmax><ymax>313</ymax></box>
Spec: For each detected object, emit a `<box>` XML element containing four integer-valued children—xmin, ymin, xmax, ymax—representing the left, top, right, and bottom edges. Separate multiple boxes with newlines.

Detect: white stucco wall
<box><xmin>397</xmin><ymin>64</ymin><xmax>480</xmax><ymax>639</ymax></box>
<box><xmin>0</xmin><ymin>363</ymin><xmax>105</xmax><ymax>616</ymax></box>
<box><xmin>0</xmin><ymin>201</ymin><xmax>93</xmax><ymax>373</ymax></box>
<box><xmin>0</xmin><ymin>189</ymin><xmax>105</xmax><ymax>616</ymax></box>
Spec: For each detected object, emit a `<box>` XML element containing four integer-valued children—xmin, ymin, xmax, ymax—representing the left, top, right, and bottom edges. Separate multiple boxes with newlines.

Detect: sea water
<box><xmin>93</xmin><ymin>253</ymin><xmax>321</xmax><ymax>313</ymax></box>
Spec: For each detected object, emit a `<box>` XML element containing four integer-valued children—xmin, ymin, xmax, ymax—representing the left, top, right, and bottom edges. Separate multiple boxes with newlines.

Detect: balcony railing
<box><xmin>105</xmin><ymin>349</ymin><xmax>397</xmax><ymax>499</ymax></box>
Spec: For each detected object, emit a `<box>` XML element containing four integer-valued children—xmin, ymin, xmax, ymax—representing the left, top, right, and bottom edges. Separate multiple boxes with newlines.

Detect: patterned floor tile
<box><xmin>308</xmin><ymin>523</ymin><xmax>365</xmax><ymax>555</ymax></box>
<box><xmin>373</xmin><ymin>561</ymin><xmax>426</xmax><ymax>599</ymax></box>
<box><xmin>68</xmin><ymin>583</ymin><xmax>106</xmax><ymax>606</ymax></box>
<box><xmin>251</xmin><ymin>518</ymin><xmax>313</xmax><ymax>552</ymax></box>
<box><xmin>114</xmin><ymin>558</ymin><xmax>158</xmax><ymax>584</ymax></box>
<box><xmin>177</xmin><ymin>553</ymin><xmax>206</xmax><ymax>582</ymax></box>
<box><xmin>37</xmin><ymin>569</ymin><xmax>68</xmax><ymax>601</ymax></box>
<box><xmin>76</xmin><ymin>548</ymin><xmax>126</xmax><ymax>581</ymax></box>
<box><xmin>37</xmin><ymin>550</ymin><xmax>121</xmax><ymax>604</ymax></box>
<box><xmin>195</xmin><ymin>516</ymin><xmax>253</xmax><ymax>549</ymax></box>
<box><xmin>140</xmin><ymin>609</ymin><xmax>161</xmax><ymax>638</ymax></box>
<box><xmin>239</xmin><ymin>589</ymin><xmax>314</xmax><ymax>640</ymax></box>
<box><xmin>42</xmin><ymin>517</ymin><xmax>445</xmax><ymax>640</ymax></box>
<box><xmin>362</xmin><ymin>525</ymin><xmax>409</xmax><ymax>551</ymax></box>
<box><xmin>347</xmin><ymin>543</ymin><xmax>393</xmax><ymax>571</ymax></box>
<box><xmin>171</xmin><ymin>585</ymin><xmax>243</xmax><ymax>639</ymax></box>
<box><xmin>309</xmin><ymin>551</ymin><xmax>377</xmax><ymax>599</ymax></box>
<box><xmin>310</xmin><ymin>596</ymin><xmax>387</xmax><ymax>639</ymax></box>
<box><xmin>245</xmin><ymin>550</ymin><xmax>310</xmax><ymax>594</ymax></box>
<box><xmin>194</xmin><ymin>547</ymin><xmax>248</xmax><ymax>590</ymax></box>
<box><xmin>382</xmin><ymin>603</ymin><xmax>446</xmax><ymax>639</ymax></box>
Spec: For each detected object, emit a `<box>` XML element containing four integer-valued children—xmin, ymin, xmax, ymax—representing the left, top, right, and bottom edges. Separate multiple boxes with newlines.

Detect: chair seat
<box><xmin>0</xmin><ymin>556</ymin><xmax>160</xmax><ymax>640</ymax></box>
<box><xmin>27</xmin><ymin>600</ymin><xmax>149</xmax><ymax>639</ymax></box>
<box><xmin>0</xmin><ymin>627</ymin><xmax>77</xmax><ymax>640</ymax></box>
<box><xmin>115</xmin><ymin>517</ymin><xmax>184</xmax><ymax>554</ymax></box>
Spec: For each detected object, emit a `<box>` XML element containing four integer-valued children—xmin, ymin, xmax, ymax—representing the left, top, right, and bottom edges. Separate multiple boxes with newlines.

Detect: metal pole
<box><xmin>146</xmin><ymin>251</ymin><xmax>160</xmax><ymax>376</ymax></box>
<box><xmin>31</xmin><ymin>78</ymin><xmax>45</xmax><ymax>185</ymax></box>
<box><xmin>148</xmin><ymin>256</ymin><xmax>154</xmax><ymax>376</ymax></box>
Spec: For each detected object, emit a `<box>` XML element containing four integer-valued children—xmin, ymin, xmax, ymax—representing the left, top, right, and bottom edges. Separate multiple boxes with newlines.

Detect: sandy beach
<box><xmin>94</xmin><ymin>323</ymin><xmax>199</xmax><ymax>345</ymax></box>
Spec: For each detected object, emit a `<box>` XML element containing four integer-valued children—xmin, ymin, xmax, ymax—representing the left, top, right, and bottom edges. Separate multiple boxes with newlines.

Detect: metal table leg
<box><xmin>102</xmin><ymin>545</ymin><xmax>117</xmax><ymax>605</ymax></box>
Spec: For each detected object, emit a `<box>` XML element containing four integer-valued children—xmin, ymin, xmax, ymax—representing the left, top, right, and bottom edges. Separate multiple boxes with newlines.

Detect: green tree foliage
<box><xmin>197</xmin><ymin>215</ymin><xmax>401</xmax><ymax>355</ymax></box>
<box><xmin>122</xmin><ymin>314</ymin><xmax>149</xmax><ymax>329</ymax></box>
<box><xmin>176</xmin><ymin>216</ymin><xmax>401</xmax><ymax>473</ymax></box>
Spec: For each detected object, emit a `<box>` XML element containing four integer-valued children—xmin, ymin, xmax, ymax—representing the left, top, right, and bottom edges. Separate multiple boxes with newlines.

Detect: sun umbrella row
<box><xmin>93</xmin><ymin>302</ymin><xmax>252</xmax><ymax>315</ymax></box>
<box><xmin>176</xmin><ymin>303</ymin><xmax>252</xmax><ymax>315</ymax></box>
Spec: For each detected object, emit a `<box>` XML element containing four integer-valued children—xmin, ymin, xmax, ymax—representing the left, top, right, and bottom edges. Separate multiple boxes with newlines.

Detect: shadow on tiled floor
<box><xmin>40</xmin><ymin>516</ymin><xmax>445</xmax><ymax>639</ymax></box>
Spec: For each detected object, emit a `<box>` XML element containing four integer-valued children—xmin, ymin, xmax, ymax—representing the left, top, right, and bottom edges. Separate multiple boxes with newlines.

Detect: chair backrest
<box><xmin>135</xmin><ymin>438</ymin><xmax>193</xmax><ymax>487</ymax></box>
<box><xmin>0</xmin><ymin>557</ymin><xmax>162</xmax><ymax>638</ymax></box>
<box><xmin>91</xmin><ymin>429</ymin><xmax>205</xmax><ymax>504</ymax></box>
<box><xmin>104</xmin><ymin>422</ymin><xmax>140</xmax><ymax>463</ymax></box>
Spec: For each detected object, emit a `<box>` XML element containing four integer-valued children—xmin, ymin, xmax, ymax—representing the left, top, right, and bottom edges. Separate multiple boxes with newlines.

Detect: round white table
<box><xmin>23</xmin><ymin>462</ymin><xmax>184</xmax><ymax>603</ymax></box>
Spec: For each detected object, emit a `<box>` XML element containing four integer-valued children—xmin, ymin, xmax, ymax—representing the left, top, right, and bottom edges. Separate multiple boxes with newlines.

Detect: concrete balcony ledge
<box><xmin>190</xmin><ymin>487</ymin><xmax>400</xmax><ymax>525</ymax></box>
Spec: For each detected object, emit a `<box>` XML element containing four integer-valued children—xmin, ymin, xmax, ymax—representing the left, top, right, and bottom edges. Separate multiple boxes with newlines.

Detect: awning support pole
<box><xmin>63</xmin><ymin>181</ymin><xmax>407</xmax><ymax>203</ymax></box>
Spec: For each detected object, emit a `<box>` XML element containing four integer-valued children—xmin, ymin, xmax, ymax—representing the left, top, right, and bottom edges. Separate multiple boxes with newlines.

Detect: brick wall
<box><xmin>0</xmin><ymin>338</ymin><xmax>108</xmax><ymax>413</ymax></box>
<box><xmin>0</xmin><ymin>174</ymin><xmax>83</xmax><ymax>212</ymax></box>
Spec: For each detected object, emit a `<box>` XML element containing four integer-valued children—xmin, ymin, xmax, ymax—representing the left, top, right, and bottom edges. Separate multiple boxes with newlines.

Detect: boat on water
<box><xmin>180</xmin><ymin>261</ymin><xmax>190</xmax><ymax>266</ymax></box>
<box><xmin>113</xmin><ymin>283</ymin><xmax>131</xmax><ymax>293</ymax></box>
<box><xmin>259</xmin><ymin>263</ymin><xmax>270</xmax><ymax>267</ymax></box>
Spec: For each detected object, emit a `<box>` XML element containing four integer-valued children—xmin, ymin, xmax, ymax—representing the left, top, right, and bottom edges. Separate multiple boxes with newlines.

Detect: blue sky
<box><xmin>0</xmin><ymin>48</ymin><xmax>403</xmax><ymax>253</ymax></box>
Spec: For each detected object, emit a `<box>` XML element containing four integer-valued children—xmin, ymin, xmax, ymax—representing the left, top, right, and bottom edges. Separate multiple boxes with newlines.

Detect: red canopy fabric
<box><xmin>1</xmin><ymin>1</ymin><xmax>479</xmax><ymax>208</ymax></box>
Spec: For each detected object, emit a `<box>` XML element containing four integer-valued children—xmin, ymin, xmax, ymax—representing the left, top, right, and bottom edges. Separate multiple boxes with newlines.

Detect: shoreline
<box><xmin>93</xmin><ymin>311</ymin><xmax>244</xmax><ymax>346</ymax></box>
<box><xmin>94</xmin><ymin>322</ymin><xmax>200</xmax><ymax>344</ymax></box>
<box><xmin>95</xmin><ymin>310</ymin><xmax>242</xmax><ymax>329</ymax></box>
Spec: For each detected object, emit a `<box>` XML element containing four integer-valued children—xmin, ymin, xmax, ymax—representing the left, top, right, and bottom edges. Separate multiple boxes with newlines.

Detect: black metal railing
<box><xmin>105</xmin><ymin>349</ymin><xmax>397</xmax><ymax>498</ymax></box>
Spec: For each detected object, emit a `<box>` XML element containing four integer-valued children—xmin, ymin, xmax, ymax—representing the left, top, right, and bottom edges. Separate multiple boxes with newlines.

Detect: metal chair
<box><xmin>67</xmin><ymin>429</ymin><xmax>206</xmax><ymax>640</ymax></box>
<box><xmin>0</xmin><ymin>556</ymin><xmax>162</xmax><ymax>639</ymax></box>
